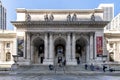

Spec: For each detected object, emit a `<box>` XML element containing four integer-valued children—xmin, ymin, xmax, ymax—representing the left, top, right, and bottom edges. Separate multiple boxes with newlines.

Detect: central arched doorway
<box><xmin>76</xmin><ymin>36</ymin><xmax>87</xmax><ymax>64</ymax></box>
<box><xmin>33</xmin><ymin>37</ymin><xmax>44</xmax><ymax>64</ymax></box>
<box><xmin>54</xmin><ymin>38</ymin><xmax>66</xmax><ymax>66</ymax></box>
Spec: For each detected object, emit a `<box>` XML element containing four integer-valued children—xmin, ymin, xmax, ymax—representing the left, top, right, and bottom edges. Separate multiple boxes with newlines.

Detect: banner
<box><xmin>17</xmin><ymin>37</ymin><xmax>24</xmax><ymax>57</ymax></box>
<box><xmin>96</xmin><ymin>36</ymin><xmax>103</xmax><ymax>56</ymax></box>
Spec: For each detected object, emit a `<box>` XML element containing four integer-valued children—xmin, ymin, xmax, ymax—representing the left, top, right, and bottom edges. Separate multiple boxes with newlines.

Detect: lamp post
<box><xmin>12</xmin><ymin>55</ymin><xmax>19</xmax><ymax>70</ymax></box>
<box><xmin>13</xmin><ymin>55</ymin><xmax>19</xmax><ymax>64</ymax></box>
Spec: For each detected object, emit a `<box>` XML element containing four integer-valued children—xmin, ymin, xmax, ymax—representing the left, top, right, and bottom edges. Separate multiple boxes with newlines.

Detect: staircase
<box><xmin>13</xmin><ymin>64</ymin><xmax>87</xmax><ymax>74</ymax></box>
<box><xmin>54</xmin><ymin>64</ymin><xmax>65</xmax><ymax>74</ymax></box>
<box><xmin>15</xmin><ymin>64</ymin><xmax>54</xmax><ymax>74</ymax></box>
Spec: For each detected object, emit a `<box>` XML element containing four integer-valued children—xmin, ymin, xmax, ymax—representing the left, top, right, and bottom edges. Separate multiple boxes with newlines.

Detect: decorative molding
<box><xmin>11</xmin><ymin>21</ymin><xmax>109</xmax><ymax>27</ymax></box>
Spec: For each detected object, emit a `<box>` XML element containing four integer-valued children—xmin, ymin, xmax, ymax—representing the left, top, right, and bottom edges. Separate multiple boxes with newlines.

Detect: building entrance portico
<box><xmin>11</xmin><ymin>9</ymin><xmax>108</xmax><ymax>66</ymax></box>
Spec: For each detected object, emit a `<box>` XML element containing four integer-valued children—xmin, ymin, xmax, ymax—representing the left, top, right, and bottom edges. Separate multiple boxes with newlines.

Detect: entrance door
<box><xmin>33</xmin><ymin>37</ymin><xmax>44</xmax><ymax>64</ymax></box>
<box><xmin>76</xmin><ymin>37</ymin><xmax>87</xmax><ymax>64</ymax></box>
<box><xmin>54</xmin><ymin>38</ymin><xmax>66</xmax><ymax>66</ymax></box>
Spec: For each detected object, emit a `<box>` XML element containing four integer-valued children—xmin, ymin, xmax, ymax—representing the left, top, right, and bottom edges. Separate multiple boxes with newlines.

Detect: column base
<box><xmin>43</xmin><ymin>59</ymin><xmax>54</xmax><ymax>65</ymax></box>
<box><xmin>66</xmin><ymin>59</ymin><xmax>77</xmax><ymax>65</ymax></box>
<box><xmin>18</xmin><ymin>57</ymin><xmax>31</xmax><ymax>66</ymax></box>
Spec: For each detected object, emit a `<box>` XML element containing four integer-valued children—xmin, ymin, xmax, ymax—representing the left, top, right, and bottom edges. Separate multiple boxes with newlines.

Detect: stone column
<box><xmin>90</xmin><ymin>33</ymin><xmax>94</xmax><ymax>62</ymax></box>
<box><xmin>45</xmin><ymin>33</ymin><xmax>48</xmax><ymax>59</ymax></box>
<box><xmin>43</xmin><ymin>33</ymin><xmax>49</xmax><ymax>65</ymax></box>
<box><xmin>86</xmin><ymin>43</ymin><xmax>90</xmax><ymax>63</ymax></box>
<box><xmin>94</xmin><ymin>33</ymin><xmax>97</xmax><ymax>59</ymax></box>
<box><xmin>66</xmin><ymin>33</ymin><xmax>72</xmax><ymax>65</ymax></box>
<box><xmin>71</xmin><ymin>33</ymin><xmax>77</xmax><ymax>65</ymax></box>
<box><xmin>27</xmin><ymin>33</ymin><xmax>31</xmax><ymax>60</ymax></box>
<box><xmin>48</xmin><ymin>33</ymin><xmax>54</xmax><ymax>65</ymax></box>
<box><xmin>0</xmin><ymin>42</ymin><xmax>2</xmax><ymax>61</ymax></box>
<box><xmin>30</xmin><ymin>42</ymin><xmax>34</xmax><ymax>63</ymax></box>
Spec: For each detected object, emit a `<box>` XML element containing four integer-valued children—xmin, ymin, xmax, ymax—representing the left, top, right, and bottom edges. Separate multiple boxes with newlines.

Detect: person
<box><xmin>49</xmin><ymin>64</ymin><xmax>54</xmax><ymax>70</ymax></box>
<box><xmin>103</xmin><ymin>64</ymin><xmax>107</xmax><ymax>72</ymax></box>
<box><xmin>62</xmin><ymin>59</ymin><xmax>66</xmax><ymax>66</ymax></box>
<box><xmin>90</xmin><ymin>63</ymin><xmax>94</xmax><ymax>71</ymax></box>
<box><xmin>85</xmin><ymin>64</ymin><xmax>88</xmax><ymax>70</ymax></box>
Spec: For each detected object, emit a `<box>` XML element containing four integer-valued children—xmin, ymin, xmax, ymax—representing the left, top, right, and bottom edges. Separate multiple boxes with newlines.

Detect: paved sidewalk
<box><xmin>0</xmin><ymin>70</ymin><xmax>120</xmax><ymax>76</ymax></box>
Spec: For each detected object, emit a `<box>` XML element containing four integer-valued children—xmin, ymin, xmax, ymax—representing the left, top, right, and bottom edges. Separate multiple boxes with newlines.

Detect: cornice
<box><xmin>0</xmin><ymin>33</ymin><xmax>16</xmax><ymax>38</ymax></box>
<box><xmin>16</xmin><ymin>9</ymin><xmax>103</xmax><ymax>14</ymax></box>
<box><xmin>104</xmin><ymin>32</ymin><xmax>120</xmax><ymax>37</ymax></box>
<box><xmin>11</xmin><ymin>21</ymin><xmax>109</xmax><ymax>28</ymax></box>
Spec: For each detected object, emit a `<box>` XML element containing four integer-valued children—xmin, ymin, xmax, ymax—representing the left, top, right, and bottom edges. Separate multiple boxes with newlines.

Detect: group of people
<box><xmin>84</xmin><ymin>63</ymin><xmax>94</xmax><ymax>71</ymax></box>
<box><xmin>84</xmin><ymin>63</ymin><xmax>108</xmax><ymax>72</ymax></box>
<box><xmin>58</xmin><ymin>57</ymin><xmax>66</xmax><ymax>67</ymax></box>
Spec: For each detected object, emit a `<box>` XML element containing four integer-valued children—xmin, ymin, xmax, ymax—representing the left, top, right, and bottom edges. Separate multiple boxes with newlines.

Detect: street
<box><xmin>0</xmin><ymin>74</ymin><xmax>120</xmax><ymax>80</ymax></box>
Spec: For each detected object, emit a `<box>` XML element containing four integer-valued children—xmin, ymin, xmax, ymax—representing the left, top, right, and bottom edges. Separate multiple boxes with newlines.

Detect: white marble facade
<box><xmin>10</xmin><ymin>8</ymin><xmax>108</xmax><ymax>66</ymax></box>
<box><xmin>104</xmin><ymin>31</ymin><xmax>120</xmax><ymax>62</ymax></box>
<box><xmin>0</xmin><ymin>30</ymin><xmax>16</xmax><ymax>68</ymax></box>
<box><xmin>0</xmin><ymin>8</ymin><xmax>109</xmax><ymax>67</ymax></box>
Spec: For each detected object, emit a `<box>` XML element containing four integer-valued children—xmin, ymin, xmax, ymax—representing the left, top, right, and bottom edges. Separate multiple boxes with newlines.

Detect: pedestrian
<box><xmin>90</xmin><ymin>63</ymin><xmax>94</xmax><ymax>71</ymax></box>
<box><xmin>103</xmin><ymin>65</ymin><xmax>107</xmax><ymax>72</ymax></box>
<box><xmin>62</xmin><ymin>59</ymin><xmax>66</xmax><ymax>66</ymax></box>
<box><xmin>49</xmin><ymin>64</ymin><xmax>54</xmax><ymax>70</ymax></box>
<box><xmin>85</xmin><ymin>64</ymin><xmax>88</xmax><ymax>70</ymax></box>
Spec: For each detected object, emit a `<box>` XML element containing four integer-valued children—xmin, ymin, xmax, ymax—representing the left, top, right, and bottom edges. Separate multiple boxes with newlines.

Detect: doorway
<box><xmin>76</xmin><ymin>37</ymin><xmax>87</xmax><ymax>64</ymax></box>
<box><xmin>33</xmin><ymin>37</ymin><xmax>44</xmax><ymax>64</ymax></box>
<box><xmin>54</xmin><ymin>38</ymin><xmax>66</xmax><ymax>66</ymax></box>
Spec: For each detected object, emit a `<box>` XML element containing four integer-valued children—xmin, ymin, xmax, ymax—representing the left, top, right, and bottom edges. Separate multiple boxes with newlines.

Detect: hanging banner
<box><xmin>17</xmin><ymin>36</ymin><xmax>24</xmax><ymax>57</ymax></box>
<box><xmin>96</xmin><ymin>36</ymin><xmax>103</xmax><ymax>56</ymax></box>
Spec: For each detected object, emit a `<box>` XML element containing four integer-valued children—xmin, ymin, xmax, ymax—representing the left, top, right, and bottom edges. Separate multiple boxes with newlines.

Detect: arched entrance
<box><xmin>54</xmin><ymin>38</ymin><xmax>66</xmax><ymax>65</ymax></box>
<box><xmin>33</xmin><ymin>37</ymin><xmax>44</xmax><ymax>64</ymax></box>
<box><xmin>76</xmin><ymin>37</ymin><xmax>87</xmax><ymax>64</ymax></box>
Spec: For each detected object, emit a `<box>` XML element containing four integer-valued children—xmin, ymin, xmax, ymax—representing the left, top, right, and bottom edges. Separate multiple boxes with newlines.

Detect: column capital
<box><xmin>66</xmin><ymin>32</ymin><xmax>71</xmax><ymax>36</ymax></box>
<box><xmin>44</xmin><ymin>32</ymin><xmax>48</xmax><ymax>36</ymax></box>
<box><xmin>72</xmin><ymin>33</ymin><xmax>76</xmax><ymax>36</ymax></box>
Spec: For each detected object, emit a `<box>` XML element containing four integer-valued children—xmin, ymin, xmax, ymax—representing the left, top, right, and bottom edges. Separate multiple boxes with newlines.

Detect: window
<box><xmin>110</xmin><ymin>43</ymin><xmax>113</xmax><ymax>48</ymax></box>
<box><xmin>6</xmin><ymin>52</ymin><xmax>11</xmax><ymax>61</ymax></box>
<box><xmin>6</xmin><ymin>43</ymin><xmax>10</xmax><ymax>48</ymax></box>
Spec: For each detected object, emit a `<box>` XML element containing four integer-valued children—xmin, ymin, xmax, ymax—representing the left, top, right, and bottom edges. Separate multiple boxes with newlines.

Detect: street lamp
<box><xmin>12</xmin><ymin>55</ymin><xmax>19</xmax><ymax>64</ymax></box>
<box><xmin>12</xmin><ymin>55</ymin><xmax>19</xmax><ymax>70</ymax></box>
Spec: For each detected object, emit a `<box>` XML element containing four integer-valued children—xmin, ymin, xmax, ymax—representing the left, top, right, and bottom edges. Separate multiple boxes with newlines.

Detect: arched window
<box><xmin>6</xmin><ymin>52</ymin><xmax>11</xmax><ymax>61</ymax></box>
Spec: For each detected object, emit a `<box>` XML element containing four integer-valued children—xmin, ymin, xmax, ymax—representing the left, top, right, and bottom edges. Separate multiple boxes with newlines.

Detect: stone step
<box><xmin>16</xmin><ymin>64</ymin><xmax>87</xmax><ymax>72</ymax></box>
<box><xmin>65</xmin><ymin>65</ymin><xmax>86</xmax><ymax>71</ymax></box>
<box><xmin>55</xmin><ymin>71</ymin><xmax>65</xmax><ymax>74</ymax></box>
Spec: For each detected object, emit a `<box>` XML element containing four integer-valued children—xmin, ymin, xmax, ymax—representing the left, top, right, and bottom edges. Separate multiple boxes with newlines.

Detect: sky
<box><xmin>1</xmin><ymin>0</ymin><xmax>120</xmax><ymax>30</ymax></box>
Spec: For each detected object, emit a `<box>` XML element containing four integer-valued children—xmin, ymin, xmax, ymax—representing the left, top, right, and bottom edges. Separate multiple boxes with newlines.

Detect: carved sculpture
<box><xmin>67</xmin><ymin>13</ymin><xmax>71</xmax><ymax>21</ymax></box>
<box><xmin>91</xmin><ymin>13</ymin><xmax>95</xmax><ymax>21</ymax></box>
<box><xmin>26</xmin><ymin>13</ymin><xmax>31</xmax><ymax>21</ymax></box>
<box><xmin>49</xmin><ymin>14</ymin><xmax>54</xmax><ymax>21</ymax></box>
<box><xmin>72</xmin><ymin>13</ymin><xmax>77</xmax><ymax>21</ymax></box>
<box><xmin>44</xmin><ymin>14</ymin><xmax>49</xmax><ymax>21</ymax></box>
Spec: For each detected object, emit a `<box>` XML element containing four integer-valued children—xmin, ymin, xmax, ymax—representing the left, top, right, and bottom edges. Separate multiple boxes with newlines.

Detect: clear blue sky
<box><xmin>1</xmin><ymin>0</ymin><xmax>120</xmax><ymax>30</ymax></box>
